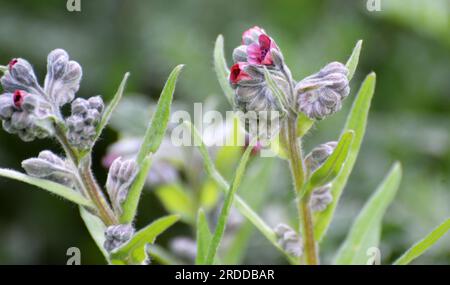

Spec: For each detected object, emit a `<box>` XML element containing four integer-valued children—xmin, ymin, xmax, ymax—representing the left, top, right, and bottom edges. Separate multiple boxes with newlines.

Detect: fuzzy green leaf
<box><xmin>120</xmin><ymin>155</ymin><xmax>152</xmax><ymax>223</ymax></box>
<box><xmin>296</xmin><ymin>113</ymin><xmax>314</xmax><ymax>138</ymax></box>
<box><xmin>306</xmin><ymin>130</ymin><xmax>354</xmax><ymax>195</ymax></box>
<box><xmin>263</xmin><ymin>67</ymin><xmax>289</xmax><ymax>113</ymax></box>
<box><xmin>204</xmin><ymin>143</ymin><xmax>254</xmax><ymax>265</ymax></box>
<box><xmin>196</xmin><ymin>209</ymin><xmax>213</xmax><ymax>265</ymax></box>
<box><xmin>214</xmin><ymin>35</ymin><xmax>235</xmax><ymax>107</ymax></box>
<box><xmin>314</xmin><ymin>73</ymin><xmax>376</xmax><ymax>242</ymax></box>
<box><xmin>155</xmin><ymin>184</ymin><xmax>196</xmax><ymax>224</ymax></box>
<box><xmin>346</xmin><ymin>40</ymin><xmax>363</xmax><ymax>81</ymax></box>
<box><xmin>0</xmin><ymin>168</ymin><xmax>92</xmax><ymax>207</ymax></box>
<box><xmin>0</xmin><ymin>65</ymin><xmax>6</xmax><ymax>73</ymax></box>
<box><xmin>95</xmin><ymin>72</ymin><xmax>130</xmax><ymax>143</ymax></box>
<box><xmin>334</xmin><ymin>162</ymin><xmax>402</xmax><ymax>265</ymax></box>
<box><xmin>79</xmin><ymin>207</ymin><xmax>108</xmax><ymax>259</ymax></box>
<box><xmin>394</xmin><ymin>218</ymin><xmax>450</xmax><ymax>265</ymax></box>
<box><xmin>110</xmin><ymin>215</ymin><xmax>179</xmax><ymax>264</ymax></box>
<box><xmin>136</xmin><ymin>64</ymin><xmax>184</xmax><ymax>163</ymax></box>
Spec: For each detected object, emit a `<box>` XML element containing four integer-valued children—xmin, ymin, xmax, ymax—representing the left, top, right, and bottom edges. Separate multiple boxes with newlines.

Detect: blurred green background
<box><xmin>0</xmin><ymin>0</ymin><xmax>449</xmax><ymax>264</ymax></box>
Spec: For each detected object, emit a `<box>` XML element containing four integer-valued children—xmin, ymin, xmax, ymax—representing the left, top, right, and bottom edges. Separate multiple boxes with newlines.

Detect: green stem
<box><xmin>54</xmin><ymin>123</ymin><xmax>117</xmax><ymax>226</ymax></box>
<box><xmin>285</xmin><ymin>116</ymin><xmax>318</xmax><ymax>265</ymax></box>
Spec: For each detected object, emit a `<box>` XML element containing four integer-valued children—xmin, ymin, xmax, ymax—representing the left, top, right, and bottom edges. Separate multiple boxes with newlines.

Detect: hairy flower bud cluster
<box><xmin>21</xmin><ymin>150</ymin><xmax>74</xmax><ymax>186</ymax></box>
<box><xmin>274</xmin><ymin>224</ymin><xmax>303</xmax><ymax>257</ymax></box>
<box><xmin>66</xmin><ymin>96</ymin><xmax>104</xmax><ymax>150</ymax></box>
<box><xmin>296</xmin><ymin>62</ymin><xmax>350</xmax><ymax>120</ymax></box>
<box><xmin>106</xmin><ymin>157</ymin><xmax>139</xmax><ymax>215</ymax></box>
<box><xmin>229</xmin><ymin>27</ymin><xmax>288</xmax><ymax>139</ymax></box>
<box><xmin>305</xmin><ymin>141</ymin><xmax>337</xmax><ymax>173</ymax></box>
<box><xmin>0</xmin><ymin>49</ymin><xmax>83</xmax><ymax>142</ymax></box>
<box><xmin>104</xmin><ymin>224</ymin><xmax>135</xmax><ymax>252</ymax></box>
<box><xmin>0</xmin><ymin>90</ymin><xmax>53</xmax><ymax>141</ymax></box>
<box><xmin>44</xmin><ymin>49</ymin><xmax>82</xmax><ymax>107</ymax></box>
<box><xmin>310</xmin><ymin>183</ymin><xmax>333</xmax><ymax>212</ymax></box>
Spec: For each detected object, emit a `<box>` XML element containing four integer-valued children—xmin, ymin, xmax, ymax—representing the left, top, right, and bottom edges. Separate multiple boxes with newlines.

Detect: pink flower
<box><xmin>229</xmin><ymin>62</ymin><xmax>252</xmax><ymax>84</ymax></box>
<box><xmin>239</xmin><ymin>26</ymin><xmax>279</xmax><ymax>66</ymax></box>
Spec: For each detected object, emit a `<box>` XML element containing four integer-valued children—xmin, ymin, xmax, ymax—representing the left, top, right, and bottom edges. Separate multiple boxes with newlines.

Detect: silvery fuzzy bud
<box><xmin>1</xmin><ymin>58</ymin><xmax>40</xmax><ymax>93</ymax></box>
<box><xmin>274</xmin><ymin>224</ymin><xmax>303</xmax><ymax>257</ymax></box>
<box><xmin>304</xmin><ymin>141</ymin><xmax>337</xmax><ymax>173</ymax></box>
<box><xmin>0</xmin><ymin>91</ymin><xmax>54</xmax><ymax>142</ymax></box>
<box><xmin>296</xmin><ymin>62</ymin><xmax>350</xmax><ymax>120</ymax></box>
<box><xmin>169</xmin><ymin>237</ymin><xmax>197</xmax><ymax>261</ymax></box>
<box><xmin>44</xmin><ymin>49</ymin><xmax>82</xmax><ymax>106</ymax></box>
<box><xmin>22</xmin><ymin>150</ymin><xmax>74</xmax><ymax>186</ymax></box>
<box><xmin>106</xmin><ymin>157</ymin><xmax>139</xmax><ymax>215</ymax></box>
<box><xmin>66</xmin><ymin>96</ymin><xmax>104</xmax><ymax>149</ymax></box>
<box><xmin>104</xmin><ymin>224</ymin><xmax>135</xmax><ymax>252</ymax></box>
<box><xmin>310</xmin><ymin>184</ymin><xmax>333</xmax><ymax>212</ymax></box>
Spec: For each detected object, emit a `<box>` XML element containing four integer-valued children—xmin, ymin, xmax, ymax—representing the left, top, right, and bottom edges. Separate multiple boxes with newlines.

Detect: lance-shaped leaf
<box><xmin>0</xmin><ymin>65</ymin><xmax>7</xmax><ymax>73</ymax></box>
<box><xmin>94</xmin><ymin>72</ymin><xmax>130</xmax><ymax>143</ymax></box>
<box><xmin>136</xmin><ymin>64</ymin><xmax>184</xmax><ymax>163</ymax></box>
<box><xmin>120</xmin><ymin>65</ymin><xmax>183</xmax><ymax>223</ymax></box>
<box><xmin>110</xmin><ymin>214</ymin><xmax>180</xmax><ymax>264</ymax></box>
<box><xmin>346</xmin><ymin>40</ymin><xmax>363</xmax><ymax>81</ymax></box>
<box><xmin>393</xmin><ymin>218</ymin><xmax>450</xmax><ymax>265</ymax></box>
<box><xmin>334</xmin><ymin>162</ymin><xmax>402</xmax><ymax>265</ymax></box>
<box><xmin>305</xmin><ymin>130</ymin><xmax>354</xmax><ymax>197</ymax></box>
<box><xmin>204</xmin><ymin>142</ymin><xmax>254</xmax><ymax>265</ymax></box>
<box><xmin>214</xmin><ymin>35</ymin><xmax>235</xmax><ymax>106</ymax></box>
<box><xmin>314</xmin><ymin>73</ymin><xmax>376</xmax><ymax>242</ymax></box>
<box><xmin>0</xmin><ymin>168</ymin><xmax>92</xmax><ymax>207</ymax></box>
<box><xmin>80</xmin><ymin>207</ymin><xmax>108</xmax><ymax>260</ymax></box>
<box><xmin>263</xmin><ymin>67</ymin><xmax>289</xmax><ymax>113</ymax></box>
<box><xmin>155</xmin><ymin>183</ymin><xmax>196</xmax><ymax>224</ymax></box>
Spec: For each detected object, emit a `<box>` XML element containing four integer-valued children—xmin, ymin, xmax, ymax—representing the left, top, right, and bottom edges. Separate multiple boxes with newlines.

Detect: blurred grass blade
<box><xmin>148</xmin><ymin>244</ymin><xmax>184</xmax><ymax>265</ymax></box>
<box><xmin>393</xmin><ymin>218</ymin><xmax>450</xmax><ymax>265</ymax></box>
<box><xmin>155</xmin><ymin>183</ymin><xmax>196</xmax><ymax>224</ymax></box>
<box><xmin>95</xmin><ymin>72</ymin><xmax>130</xmax><ymax>142</ymax></box>
<box><xmin>196</xmin><ymin>209</ymin><xmax>213</xmax><ymax>265</ymax></box>
<box><xmin>314</xmin><ymin>73</ymin><xmax>376</xmax><ymax>242</ymax></box>
<box><xmin>205</xmin><ymin>142</ymin><xmax>254</xmax><ymax>265</ymax></box>
<box><xmin>345</xmin><ymin>40</ymin><xmax>363</xmax><ymax>81</ymax></box>
<box><xmin>184</xmin><ymin>121</ymin><xmax>297</xmax><ymax>264</ymax></box>
<box><xmin>0</xmin><ymin>168</ymin><xmax>92</xmax><ymax>207</ymax></box>
<box><xmin>136</xmin><ymin>64</ymin><xmax>183</xmax><ymax>163</ymax></box>
<box><xmin>306</xmin><ymin>130</ymin><xmax>354</xmax><ymax>195</ymax></box>
<box><xmin>80</xmin><ymin>207</ymin><xmax>108</xmax><ymax>259</ymax></box>
<box><xmin>334</xmin><ymin>163</ymin><xmax>402</xmax><ymax>265</ymax></box>
<box><xmin>120</xmin><ymin>155</ymin><xmax>152</xmax><ymax>223</ymax></box>
<box><xmin>110</xmin><ymin>214</ymin><xmax>179</xmax><ymax>264</ymax></box>
<box><xmin>214</xmin><ymin>35</ymin><xmax>235</xmax><ymax>107</ymax></box>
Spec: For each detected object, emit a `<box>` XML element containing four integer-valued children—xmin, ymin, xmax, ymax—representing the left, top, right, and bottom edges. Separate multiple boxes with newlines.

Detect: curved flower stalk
<box><xmin>0</xmin><ymin>50</ymin><xmax>184</xmax><ymax>264</ymax></box>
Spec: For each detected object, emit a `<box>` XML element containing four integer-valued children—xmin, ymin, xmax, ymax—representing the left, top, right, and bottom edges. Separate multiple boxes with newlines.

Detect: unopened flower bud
<box><xmin>66</xmin><ymin>96</ymin><xmax>104</xmax><ymax>149</ymax></box>
<box><xmin>305</xmin><ymin>141</ymin><xmax>337</xmax><ymax>173</ymax></box>
<box><xmin>310</xmin><ymin>184</ymin><xmax>333</xmax><ymax>212</ymax></box>
<box><xmin>104</xmin><ymin>224</ymin><xmax>135</xmax><ymax>252</ymax></box>
<box><xmin>274</xmin><ymin>224</ymin><xmax>303</xmax><ymax>257</ymax></box>
<box><xmin>44</xmin><ymin>49</ymin><xmax>82</xmax><ymax>106</ymax></box>
<box><xmin>106</xmin><ymin>157</ymin><xmax>139</xmax><ymax>215</ymax></box>
<box><xmin>22</xmin><ymin>150</ymin><xmax>74</xmax><ymax>186</ymax></box>
<box><xmin>1</xmin><ymin>58</ymin><xmax>39</xmax><ymax>93</ymax></box>
<box><xmin>0</xmin><ymin>91</ymin><xmax>53</xmax><ymax>141</ymax></box>
<box><xmin>296</xmin><ymin>62</ymin><xmax>350</xmax><ymax>120</ymax></box>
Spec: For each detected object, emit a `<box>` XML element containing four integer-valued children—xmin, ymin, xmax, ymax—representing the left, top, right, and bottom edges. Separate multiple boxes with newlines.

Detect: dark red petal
<box><xmin>8</xmin><ymin>59</ymin><xmax>18</xmax><ymax>71</ymax></box>
<box><xmin>13</xmin><ymin>90</ymin><xmax>26</xmax><ymax>108</ymax></box>
<box><xmin>230</xmin><ymin>64</ymin><xmax>241</xmax><ymax>83</ymax></box>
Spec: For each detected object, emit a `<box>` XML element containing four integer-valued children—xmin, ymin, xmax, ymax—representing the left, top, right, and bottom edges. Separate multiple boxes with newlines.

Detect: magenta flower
<box><xmin>229</xmin><ymin>62</ymin><xmax>252</xmax><ymax>84</ymax></box>
<box><xmin>13</xmin><ymin>90</ymin><xmax>27</xmax><ymax>108</ymax></box>
<box><xmin>234</xmin><ymin>26</ymin><xmax>279</xmax><ymax>66</ymax></box>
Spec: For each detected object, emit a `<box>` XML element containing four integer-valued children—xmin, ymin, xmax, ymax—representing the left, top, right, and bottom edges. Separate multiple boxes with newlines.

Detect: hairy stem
<box><xmin>55</xmin><ymin>123</ymin><xmax>117</xmax><ymax>226</ymax></box>
<box><xmin>285</xmin><ymin>116</ymin><xmax>318</xmax><ymax>265</ymax></box>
